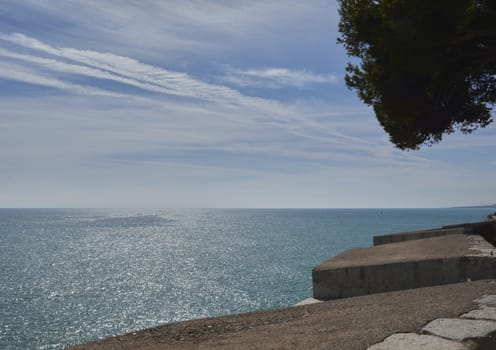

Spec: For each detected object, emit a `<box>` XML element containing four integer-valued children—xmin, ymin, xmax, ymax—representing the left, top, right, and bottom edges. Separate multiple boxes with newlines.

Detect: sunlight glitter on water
<box><xmin>0</xmin><ymin>208</ymin><xmax>491</xmax><ymax>349</ymax></box>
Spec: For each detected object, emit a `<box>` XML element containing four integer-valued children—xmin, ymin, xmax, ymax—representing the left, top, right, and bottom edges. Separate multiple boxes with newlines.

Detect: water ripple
<box><xmin>0</xmin><ymin>208</ymin><xmax>490</xmax><ymax>349</ymax></box>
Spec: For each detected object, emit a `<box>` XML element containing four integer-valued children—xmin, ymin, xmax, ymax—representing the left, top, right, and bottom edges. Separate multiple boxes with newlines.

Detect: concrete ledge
<box><xmin>444</xmin><ymin>220</ymin><xmax>496</xmax><ymax>247</ymax></box>
<box><xmin>373</xmin><ymin>227</ymin><xmax>465</xmax><ymax>246</ymax></box>
<box><xmin>313</xmin><ymin>234</ymin><xmax>496</xmax><ymax>299</ymax></box>
<box><xmin>373</xmin><ymin>220</ymin><xmax>496</xmax><ymax>246</ymax></box>
<box><xmin>442</xmin><ymin>220</ymin><xmax>496</xmax><ymax>235</ymax></box>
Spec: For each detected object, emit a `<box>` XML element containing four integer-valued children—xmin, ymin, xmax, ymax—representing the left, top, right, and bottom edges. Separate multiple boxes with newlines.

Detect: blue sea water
<box><xmin>0</xmin><ymin>208</ymin><xmax>492</xmax><ymax>349</ymax></box>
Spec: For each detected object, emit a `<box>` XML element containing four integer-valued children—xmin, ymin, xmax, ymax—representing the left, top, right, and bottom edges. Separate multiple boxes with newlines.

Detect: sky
<box><xmin>0</xmin><ymin>0</ymin><xmax>495</xmax><ymax>209</ymax></box>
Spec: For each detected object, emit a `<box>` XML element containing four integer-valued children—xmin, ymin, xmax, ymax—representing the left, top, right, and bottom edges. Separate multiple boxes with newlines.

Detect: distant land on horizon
<box><xmin>450</xmin><ymin>204</ymin><xmax>496</xmax><ymax>209</ymax></box>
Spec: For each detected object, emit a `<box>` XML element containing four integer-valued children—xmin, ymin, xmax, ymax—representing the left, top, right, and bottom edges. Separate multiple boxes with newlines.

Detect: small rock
<box><xmin>294</xmin><ymin>298</ymin><xmax>322</xmax><ymax>306</ymax></box>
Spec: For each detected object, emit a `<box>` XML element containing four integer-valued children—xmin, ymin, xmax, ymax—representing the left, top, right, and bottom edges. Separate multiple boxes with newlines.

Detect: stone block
<box><xmin>475</xmin><ymin>294</ymin><xmax>496</xmax><ymax>307</ymax></box>
<box><xmin>422</xmin><ymin>318</ymin><xmax>496</xmax><ymax>341</ymax></box>
<box><xmin>461</xmin><ymin>306</ymin><xmax>496</xmax><ymax>321</ymax></box>
<box><xmin>367</xmin><ymin>333</ymin><xmax>469</xmax><ymax>350</ymax></box>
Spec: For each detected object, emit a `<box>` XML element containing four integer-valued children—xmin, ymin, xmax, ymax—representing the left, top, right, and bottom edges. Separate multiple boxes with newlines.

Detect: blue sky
<box><xmin>0</xmin><ymin>0</ymin><xmax>494</xmax><ymax>208</ymax></box>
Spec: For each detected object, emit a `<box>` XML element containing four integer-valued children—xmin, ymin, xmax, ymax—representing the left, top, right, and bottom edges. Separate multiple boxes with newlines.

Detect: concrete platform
<box><xmin>313</xmin><ymin>234</ymin><xmax>496</xmax><ymax>299</ymax></box>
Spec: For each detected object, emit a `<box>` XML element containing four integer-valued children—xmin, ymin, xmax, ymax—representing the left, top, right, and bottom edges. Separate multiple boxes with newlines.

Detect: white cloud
<box><xmin>3</xmin><ymin>29</ymin><xmax>490</xmax><ymax>208</ymax></box>
<box><xmin>19</xmin><ymin>34</ymin><xmax>484</xmax><ymax>176</ymax></box>
<box><xmin>0</xmin><ymin>33</ymin><xmax>360</xmax><ymax>137</ymax></box>
<box><xmin>0</xmin><ymin>48</ymin><xmax>202</xmax><ymax>98</ymax></box>
<box><xmin>0</xmin><ymin>33</ymin><xmax>247</xmax><ymax>106</ymax></box>
<box><xmin>221</xmin><ymin>67</ymin><xmax>338</xmax><ymax>88</ymax></box>
<box><xmin>0</xmin><ymin>1</ymin><xmax>339</xmax><ymax>61</ymax></box>
<box><xmin>0</xmin><ymin>32</ymin><xmax>436</xmax><ymax>171</ymax></box>
<box><xmin>0</xmin><ymin>61</ymin><xmax>127</xmax><ymax>98</ymax></box>
<box><xmin>1</xmin><ymin>2</ymin><xmax>494</xmax><ymax>208</ymax></box>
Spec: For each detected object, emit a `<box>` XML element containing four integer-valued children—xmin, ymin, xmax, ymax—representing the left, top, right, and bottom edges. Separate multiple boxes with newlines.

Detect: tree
<box><xmin>338</xmin><ymin>0</ymin><xmax>496</xmax><ymax>149</ymax></box>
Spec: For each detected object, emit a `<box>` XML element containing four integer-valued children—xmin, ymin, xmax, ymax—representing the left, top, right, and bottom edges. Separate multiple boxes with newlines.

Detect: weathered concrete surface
<box><xmin>373</xmin><ymin>227</ymin><xmax>465</xmax><ymax>246</ymax></box>
<box><xmin>317</xmin><ymin>234</ymin><xmax>471</xmax><ymax>269</ymax></box>
<box><xmin>367</xmin><ymin>333</ymin><xmax>470</xmax><ymax>350</ymax></box>
<box><xmin>313</xmin><ymin>234</ymin><xmax>496</xmax><ymax>299</ymax></box>
<box><xmin>467</xmin><ymin>235</ymin><xmax>496</xmax><ymax>257</ymax></box>
<box><xmin>422</xmin><ymin>318</ymin><xmax>496</xmax><ymax>341</ymax></box>
<box><xmin>67</xmin><ymin>281</ymin><xmax>496</xmax><ymax>350</ymax></box>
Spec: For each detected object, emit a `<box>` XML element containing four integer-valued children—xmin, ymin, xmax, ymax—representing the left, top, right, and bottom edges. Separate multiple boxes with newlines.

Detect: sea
<box><xmin>0</xmin><ymin>207</ymin><xmax>493</xmax><ymax>349</ymax></box>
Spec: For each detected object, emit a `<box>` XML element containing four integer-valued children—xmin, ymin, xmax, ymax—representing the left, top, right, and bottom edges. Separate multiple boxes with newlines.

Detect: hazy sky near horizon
<box><xmin>0</xmin><ymin>0</ymin><xmax>495</xmax><ymax>208</ymax></box>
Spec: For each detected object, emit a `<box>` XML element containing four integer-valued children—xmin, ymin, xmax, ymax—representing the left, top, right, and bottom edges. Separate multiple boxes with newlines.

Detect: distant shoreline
<box><xmin>449</xmin><ymin>204</ymin><xmax>496</xmax><ymax>209</ymax></box>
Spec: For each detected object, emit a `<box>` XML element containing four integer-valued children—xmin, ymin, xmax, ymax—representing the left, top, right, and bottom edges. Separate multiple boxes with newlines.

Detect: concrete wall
<box><xmin>313</xmin><ymin>256</ymin><xmax>496</xmax><ymax>300</ymax></box>
<box><xmin>313</xmin><ymin>220</ymin><xmax>496</xmax><ymax>300</ymax></box>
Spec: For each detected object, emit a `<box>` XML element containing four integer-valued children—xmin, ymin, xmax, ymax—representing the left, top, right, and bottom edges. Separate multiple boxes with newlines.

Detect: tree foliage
<box><xmin>338</xmin><ymin>0</ymin><xmax>496</xmax><ymax>149</ymax></box>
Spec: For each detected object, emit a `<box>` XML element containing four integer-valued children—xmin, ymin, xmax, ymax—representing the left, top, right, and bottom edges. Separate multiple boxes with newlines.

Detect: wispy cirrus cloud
<box><xmin>1</xmin><ymin>1</ymin><xmax>494</xmax><ymax>208</ymax></box>
<box><xmin>220</xmin><ymin>66</ymin><xmax>338</xmax><ymax>88</ymax></box>
<box><xmin>0</xmin><ymin>32</ymin><xmax>432</xmax><ymax>170</ymax></box>
<box><xmin>0</xmin><ymin>33</ymin><xmax>249</xmax><ymax>107</ymax></box>
<box><xmin>0</xmin><ymin>60</ymin><xmax>127</xmax><ymax>98</ymax></box>
<box><xmin>0</xmin><ymin>0</ymin><xmax>340</xmax><ymax>65</ymax></box>
<box><xmin>0</xmin><ymin>47</ymin><xmax>209</xmax><ymax>100</ymax></box>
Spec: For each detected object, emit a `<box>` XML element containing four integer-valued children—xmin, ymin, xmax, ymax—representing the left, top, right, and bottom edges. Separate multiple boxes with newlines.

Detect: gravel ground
<box><xmin>68</xmin><ymin>280</ymin><xmax>496</xmax><ymax>350</ymax></box>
